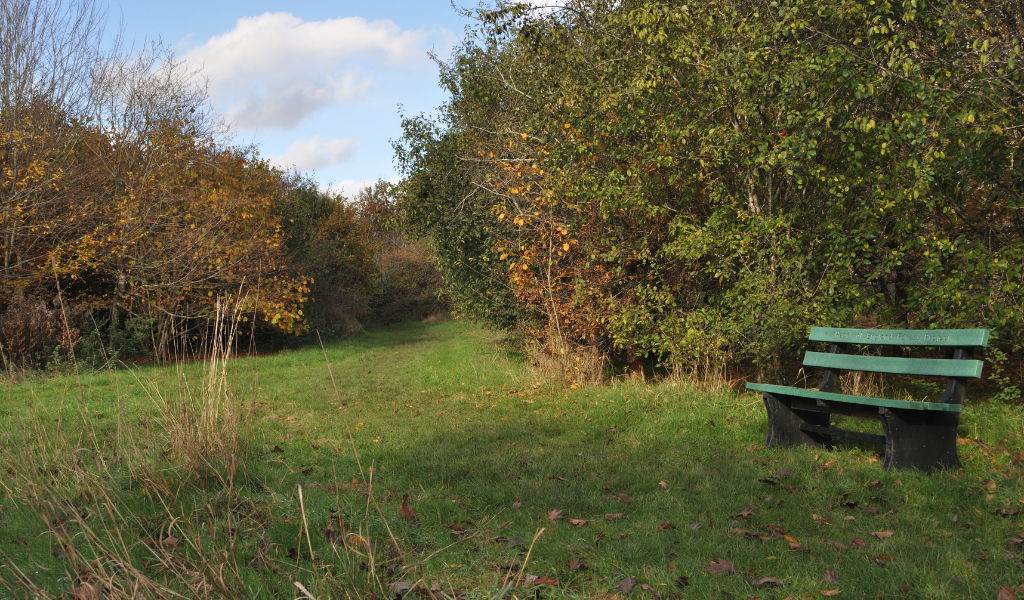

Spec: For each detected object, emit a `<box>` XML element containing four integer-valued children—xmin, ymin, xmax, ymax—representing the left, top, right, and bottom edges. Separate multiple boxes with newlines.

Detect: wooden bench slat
<box><xmin>746</xmin><ymin>383</ymin><xmax>964</xmax><ymax>412</ymax></box>
<box><xmin>803</xmin><ymin>351</ymin><xmax>984</xmax><ymax>378</ymax></box>
<box><xmin>809</xmin><ymin>327</ymin><xmax>990</xmax><ymax>348</ymax></box>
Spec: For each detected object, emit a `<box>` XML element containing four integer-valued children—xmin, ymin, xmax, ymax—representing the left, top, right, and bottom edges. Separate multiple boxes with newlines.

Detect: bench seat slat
<box><xmin>809</xmin><ymin>327</ymin><xmax>989</xmax><ymax>348</ymax></box>
<box><xmin>746</xmin><ymin>383</ymin><xmax>963</xmax><ymax>412</ymax></box>
<box><xmin>803</xmin><ymin>351</ymin><xmax>984</xmax><ymax>378</ymax></box>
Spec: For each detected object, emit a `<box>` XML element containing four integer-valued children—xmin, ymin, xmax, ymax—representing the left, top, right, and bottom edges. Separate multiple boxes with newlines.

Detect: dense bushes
<box><xmin>396</xmin><ymin>0</ymin><xmax>1023</xmax><ymax>387</ymax></box>
<box><xmin>0</xmin><ymin>0</ymin><xmax>446</xmax><ymax>371</ymax></box>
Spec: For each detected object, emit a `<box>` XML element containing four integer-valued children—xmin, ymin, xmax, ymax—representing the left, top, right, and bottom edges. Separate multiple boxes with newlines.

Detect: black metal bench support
<box><xmin>763</xmin><ymin>392</ymin><xmax>963</xmax><ymax>472</ymax></box>
<box><xmin>763</xmin><ymin>393</ymin><xmax>830</xmax><ymax>448</ymax></box>
<box><xmin>880</xmin><ymin>408</ymin><xmax>962</xmax><ymax>472</ymax></box>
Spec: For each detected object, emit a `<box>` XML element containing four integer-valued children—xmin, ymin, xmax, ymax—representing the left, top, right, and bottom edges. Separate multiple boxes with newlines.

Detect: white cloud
<box><xmin>325</xmin><ymin>177</ymin><xmax>401</xmax><ymax>199</ymax></box>
<box><xmin>185</xmin><ymin>12</ymin><xmax>432</xmax><ymax>129</ymax></box>
<box><xmin>269</xmin><ymin>136</ymin><xmax>361</xmax><ymax>171</ymax></box>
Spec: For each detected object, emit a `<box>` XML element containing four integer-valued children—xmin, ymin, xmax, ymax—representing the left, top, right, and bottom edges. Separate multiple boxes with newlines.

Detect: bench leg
<box><xmin>880</xmin><ymin>408</ymin><xmax>961</xmax><ymax>472</ymax></box>
<box><xmin>763</xmin><ymin>393</ymin><xmax>831</xmax><ymax>449</ymax></box>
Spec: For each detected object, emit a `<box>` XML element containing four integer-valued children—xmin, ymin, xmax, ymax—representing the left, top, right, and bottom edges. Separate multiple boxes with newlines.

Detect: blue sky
<box><xmin>109</xmin><ymin>1</ymin><xmax>471</xmax><ymax>195</ymax></box>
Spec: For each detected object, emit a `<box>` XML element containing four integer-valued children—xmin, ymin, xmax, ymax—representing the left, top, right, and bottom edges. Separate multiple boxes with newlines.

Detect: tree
<box><xmin>0</xmin><ymin>0</ymin><xmax>105</xmax><ymax>299</ymax></box>
<box><xmin>397</xmin><ymin>0</ymin><xmax>1024</xmax><ymax>383</ymax></box>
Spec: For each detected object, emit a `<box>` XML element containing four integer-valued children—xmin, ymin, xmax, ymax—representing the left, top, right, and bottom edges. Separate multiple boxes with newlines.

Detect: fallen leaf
<box><xmin>812</xmin><ymin>513</ymin><xmax>829</xmax><ymax>523</ymax></box>
<box><xmin>568</xmin><ymin>518</ymin><xmax>589</xmax><ymax>527</ymax></box>
<box><xmin>704</xmin><ymin>560</ymin><xmax>737</xmax><ymax>575</ymax></box>
<box><xmin>872</xmin><ymin>531</ymin><xmax>894</xmax><ymax>540</ymax></box>
<box><xmin>68</xmin><ymin>583</ymin><xmax>100</xmax><ymax>600</ymax></box>
<box><xmin>998</xmin><ymin>586</ymin><xmax>1019</xmax><ymax>600</ymax></box>
<box><xmin>616</xmin><ymin>577</ymin><xmax>637</xmax><ymax>594</ymax></box>
<box><xmin>657</xmin><ymin>520</ymin><xmax>676</xmax><ymax>532</ymax></box>
<box><xmin>689</xmin><ymin>522</ymin><xmax>701</xmax><ymax>530</ymax></box>
<box><xmin>159</xmin><ymin>536</ymin><xmax>179</xmax><ymax>549</ymax></box>
<box><xmin>675</xmin><ymin>576</ymin><xmax>690</xmax><ymax>588</ymax></box>
<box><xmin>534</xmin><ymin>576</ymin><xmax>558</xmax><ymax>587</ymax></box>
<box><xmin>606</xmin><ymin>513</ymin><xmax>625</xmax><ymax>520</ymax></box>
<box><xmin>864</xmin><ymin>507</ymin><xmax>879</xmax><ymax>515</ymax></box>
<box><xmin>388</xmin><ymin>582</ymin><xmax>411</xmax><ymax>594</ymax></box>
<box><xmin>783</xmin><ymin>535</ymin><xmax>799</xmax><ymax>544</ymax></box>
<box><xmin>594</xmin><ymin>532</ymin><xmax>605</xmax><ymax>544</ymax></box>
<box><xmin>548</xmin><ymin>509</ymin><xmax>564</xmax><ymax>523</ymax></box>
<box><xmin>866</xmin><ymin>480</ymin><xmax>881</xmax><ymax>488</ymax></box>
<box><xmin>324</xmin><ymin>523</ymin><xmax>344</xmax><ymax>544</ymax></box>
<box><xmin>739</xmin><ymin>507</ymin><xmax>755</xmax><ymax>518</ymax></box>
<box><xmin>448</xmin><ymin>523</ymin><xmax>467</xmax><ymax>536</ymax></box>
<box><xmin>780</xmin><ymin>468</ymin><xmax>791</xmax><ymax>477</ymax></box>
<box><xmin>1009</xmin><ymin>533</ymin><xmax>1024</xmax><ymax>546</ymax></box>
<box><xmin>569</xmin><ymin>558</ymin><xmax>589</xmax><ymax>571</ymax></box>
<box><xmin>272</xmin><ymin>445</ymin><xmax>283</xmax><ymax>453</ymax></box>
<box><xmin>512</xmin><ymin>497</ymin><xmax>522</xmax><ymax>510</ymax></box>
<box><xmin>618</xmin><ymin>493</ymin><xmax>634</xmax><ymax>503</ymax></box>
<box><xmin>659</xmin><ymin>481</ymin><xmax>668</xmax><ymax>490</ymax></box>
<box><xmin>827</xmin><ymin>540</ymin><xmax>848</xmax><ymax>550</ymax></box>
<box><xmin>822</xmin><ymin>570</ymin><xmax>839</xmax><ymax>584</ymax></box>
<box><xmin>630</xmin><ymin>439</ymin><xmax>641</xmax><ymax>446</ymax></box>
<box><xmin>821</xmin><ymin>590</ymin><xmax>839</xmax><ymax>597</ymax></box>
<box><xmin>399</xmin><ymin>495</ymin><xmax>416</xmax><ymax>522</ymax></box>
<box><xmin>751</xmin><ymin>576</ymin><xmax>782</xmax><ymax>589</ymax></box>
<box><xmin>850</xmin><ymin>538</ymin><xmax>867</xmax><ymax>548</ymax></box>
<box><xmin>640</xmin><ymin>583</ymin><xmax>662</xmax><ymax>599</ymax></box>
<box><xmin>504</xmin><ymin>537</ymin><xmax>524</xmax><ymax>548</ymax></box>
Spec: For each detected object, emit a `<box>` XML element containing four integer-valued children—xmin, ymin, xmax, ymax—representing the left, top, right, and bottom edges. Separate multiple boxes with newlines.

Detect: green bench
<box><xmin>746</xmin><ymin>327</ymin><xmax>989</xmax><ymax>471</ymax></box>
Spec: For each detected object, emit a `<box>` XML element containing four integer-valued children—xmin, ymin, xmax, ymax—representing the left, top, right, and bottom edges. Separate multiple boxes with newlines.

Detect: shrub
<box><xmin>0</xmin><ymin>299</ymin><xmax>79</xmax><ymax>371</ymax></box>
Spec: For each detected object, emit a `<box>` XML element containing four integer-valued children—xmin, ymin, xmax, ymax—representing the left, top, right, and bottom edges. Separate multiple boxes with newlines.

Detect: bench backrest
<box><xmin>804</xmin><ymin>327</ymin><xmax>990</xmax><ymax>404</ymax></box>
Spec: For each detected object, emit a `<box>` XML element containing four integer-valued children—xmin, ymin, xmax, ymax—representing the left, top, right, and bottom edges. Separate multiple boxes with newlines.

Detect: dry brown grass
<box><xmin>527</xmin><ymin>337</ymin><xmax>607</xmax><ymax>387</ymax></box>
<box><xmin>839</xmin><ymin>368</ymin><xmax>887</xmax><ymax>398</ymax></box>
<box><xmin>139</xmin><ymin>297</ymin><xmax>247</xmax><ymax>476</ymax></box>
<box><xmin>666</xmin><ymin>352</ymin><xmax>734</xmax><ymax>392</ymax></box>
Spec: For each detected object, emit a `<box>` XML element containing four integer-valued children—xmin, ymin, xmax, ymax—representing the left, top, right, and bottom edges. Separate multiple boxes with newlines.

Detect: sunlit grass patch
<box><xmin>1</xmin><ymin>321</ymin><xmax>1022</xmax><ymax>599</ymax></box>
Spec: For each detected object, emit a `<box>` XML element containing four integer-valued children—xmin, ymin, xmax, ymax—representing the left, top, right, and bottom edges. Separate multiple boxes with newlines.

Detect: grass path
<box><xmin>2</xmin><ymin>321</ymin><xmax>1023</xmax><ymax>599</ymax></box>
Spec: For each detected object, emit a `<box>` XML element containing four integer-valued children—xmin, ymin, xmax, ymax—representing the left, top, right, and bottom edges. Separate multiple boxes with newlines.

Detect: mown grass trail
<box><xmin>1</xmin><ymin>321</ymin><xmax>1023</xmax><ymax>599</ymax></box>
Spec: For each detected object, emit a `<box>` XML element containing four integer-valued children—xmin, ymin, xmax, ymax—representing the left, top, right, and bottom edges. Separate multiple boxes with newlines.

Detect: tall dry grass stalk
<box><xmin>142</xmin><ymin>296</ymin><xmax>246</xmax><ymax>474</ymax></box>
<box><xmin>667</xmin><ymin>352</ymin><xmax>733</xmax><ymax>392</ymax></box>
<box><xmin>0</xmin><ymin>408</ymin><xmax>255</xmax><ymax>600</ymax></box>
<box><xmin>527</xmin><ymin>336</ymin><xmax>606</xmax><ymax>386</ymax></box>
<box><xmin>840</xmin><ymin>369</ymin><xmax>887</xmax><ymax>398</ymax></box>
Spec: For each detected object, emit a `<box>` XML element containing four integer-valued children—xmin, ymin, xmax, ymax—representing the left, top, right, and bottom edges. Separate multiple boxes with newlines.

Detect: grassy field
<box><xmin>1</xmin><ymin>320</ymin><xmax>1023</xmax><ymax>599</ymax></box>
